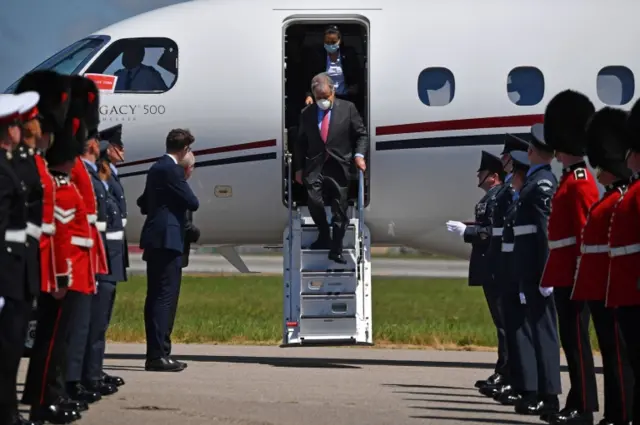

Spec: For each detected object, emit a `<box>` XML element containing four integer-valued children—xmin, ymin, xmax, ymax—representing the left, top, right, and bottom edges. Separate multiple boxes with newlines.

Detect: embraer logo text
<box><xmin>99</xmin><ymin>105</ymin><xmax>166</xmax><ymax>122</ymax></box>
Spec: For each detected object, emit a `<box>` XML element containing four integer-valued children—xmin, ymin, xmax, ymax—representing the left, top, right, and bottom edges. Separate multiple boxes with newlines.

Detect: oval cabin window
<box><xmin>507</xmin><ymin>67</ymin><xmax>545</xmax><ymax>106</ymax></box>
<box><xmin>417</xmin><ymin>67</ymin><xmax>455</xmax><ymax>106</ymax></box>
<box><xmin>597</xmin><ymin>66</ymin><xmax>635</xmax><ymax>106</ymax></box>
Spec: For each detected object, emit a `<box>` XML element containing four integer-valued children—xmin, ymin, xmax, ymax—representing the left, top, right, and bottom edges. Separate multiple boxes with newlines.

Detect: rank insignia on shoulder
<box><xmin>5</xmin><ymin>151</ymin><xmax>12</xmax><ymax>160</ymax></box>
<box><xmin>28</xmin><ymin>148</ymin><xmax>34</xmax><ymax>155</ymax></box>
<box><xmin>574</xmin><ymin>168</ymin><xmax>587</xmax><ymax>180</ymax></box>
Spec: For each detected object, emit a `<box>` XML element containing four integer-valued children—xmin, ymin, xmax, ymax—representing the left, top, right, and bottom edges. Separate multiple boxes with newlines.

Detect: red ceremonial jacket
<box><xmin>606</xmin><ymin>176</ymin><xmax>640</xmax><ymax>307</ymax></box>
<box><xmin>540</xmin><ymin>163</ymin><xmax>599</xmax><ymax>288</ymax></box>
<box><xmin>571</xmin><ymin>182</ymin><xmax>625</xmax><ymax>301</ymax></box>
<box><xmin>71</xmin><ymin>157</ymin><xmax>108</xmax><ymax>275</ymax></box>
<box><xmin>34</xmin><ymin>153</ymin><xmax>56</xmax><ymax>292</ymax></box>
<box><xmin>51</xmin><ymin>173</ymin><xmax>95</xmax><ymax>294</ymax></box>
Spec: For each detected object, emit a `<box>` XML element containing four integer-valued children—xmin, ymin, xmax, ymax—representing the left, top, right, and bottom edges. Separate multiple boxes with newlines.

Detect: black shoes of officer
<box><xmin>145</xmin><ymin>357</ymin><xmax>187</xmax><ymax>372</ymax></box>
<box><xmin>84</xmin><ymin>379</ymin><xmax>118</xmax><ymax>396</ymax></box>
<box><xmin>514</xmin><ymin>394</ymin><xmax>559</xmax><ymax>416</ymax></box>
<box><xmin>102</xmin><ymin>372</ymin><xmax>125</xmax><ymax>387</ymax></box>
<box><xmin>60</xmin><ymin>398</ymin><xmax>88</xmax><ymax>412</ymax></box>
<box><xmin>66</xmin><ymin>382</ymin><xmax>102</xmax><ymax>403</ymax></box>
<box><xmin>475</xmin><ymin>372</ymin><xmax>504</xmax><ymax>389</ymax></box>
<box><xmin>494</xmin><ymin>387</ymin><xmax>520</xmax><ymax>405</ymax></box>
<box><xmin>30</xmin><ymin>400</ymin><xmax>81</xmax><ymax>424</ymax></box>
<box><xmin>8</xmin><ymin>412</ymin><xmax>43</xmax><ymax>425</ymax></box>
<box><xmin>543</xmin><ymin>409</ymin><xmax>594</xmax><ymax>425</ymax></box>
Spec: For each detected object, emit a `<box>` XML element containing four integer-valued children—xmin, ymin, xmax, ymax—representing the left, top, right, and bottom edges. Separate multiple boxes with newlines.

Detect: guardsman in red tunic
<box><xmin>538</xmin><ymin>90</ymin><xmax>601</xmax><ymax>425</ymax></box>
<box><xmin>22</xmin><ymin>97</ymin><xmax>90</xmax><ymax>424</ymax></box>
<box><xmin>607</xmin><ymin>99</ymin><xmax>640</xmax><ymax>422</ymax></box>
<box><xmin>572</xmin><ymin>107</ymin><xmax>634</xmax><ymax>425</ymax></box>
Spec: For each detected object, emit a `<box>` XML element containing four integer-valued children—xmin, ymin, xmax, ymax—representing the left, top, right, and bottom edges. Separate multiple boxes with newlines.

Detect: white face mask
<box><xmin>317</xmin><ymin>99</ymin><xmax>331</xmax><ymax>110</ymax></box>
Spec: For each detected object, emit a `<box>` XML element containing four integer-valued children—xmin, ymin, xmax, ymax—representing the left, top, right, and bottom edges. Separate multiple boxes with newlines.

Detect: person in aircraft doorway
<box><xmin>294</xmin><ymin>73</ymin><xmax>368</xmax><ymax>264</ymax></box>
<box><xmin>303</xmin><ymin>25</ymin><xmax>364</xmax><ymax>114</ymax></box>
<box><xmin>114</xmin><ymin>43</ymin><xmax>167</xmax><ymax>92</ymax></box>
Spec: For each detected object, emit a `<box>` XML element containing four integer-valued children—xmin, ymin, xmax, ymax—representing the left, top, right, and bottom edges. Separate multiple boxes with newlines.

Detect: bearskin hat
<box><xmin>14</xmin><ymin>70</ymin><xmax>71</xmax><ymax>133</ymax></box>
<box><xmin>543</xmin><ymin>90</ymin><xmax>595</xmax><ymax>156</ymax></box>
<box><xmin>626</xmin><ymin>97</ymin><xmax>640</xmax><ymax>153</ymax></box>
<box><xmin>586</xmin><ymin>107</ymin><xmax>631</xmax><ymax>180</ymax></box>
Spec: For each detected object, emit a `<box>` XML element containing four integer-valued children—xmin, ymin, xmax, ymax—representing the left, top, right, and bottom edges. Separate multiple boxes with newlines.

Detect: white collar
<box><xmin>165</xmin><ymin>153</ymin><xmax>178</xmax><ymax>164</ymax></box>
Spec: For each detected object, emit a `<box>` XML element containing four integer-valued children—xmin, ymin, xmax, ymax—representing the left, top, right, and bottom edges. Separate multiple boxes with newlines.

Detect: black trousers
<box><xmin>83</xmin><ymin>281</ymin><xmax>116</xmax><ymax>383</ymax></box>
<box><xmin>306</xmin><ymin>160</ymin><xmax>349</xmax><ymax>255</ymax></box>
<box><xmin>588</xmin><ymin>301</ymin><xmax>634</xmax><ymax>423</ymax></box>
<box><xmin>144</xmin><ymin>248</ymin><xmax>182</xmax><ymax>360</ymax></box>
<box><xmin>505</xmin><ymin>288</ymin><xmax>562</xmax><ymax>396</ymax></box>
<box><xmin>554</xmin><ymin>287</ymin><xmax>599</xmax><ymax>412</ymax></box>
<box><xmin>65</xmin><ymin>291</ymin><xmax>93</xmax><ymax>384</ymax></box>
<box><xmin>163</xmin><ymin>268</ymin><xmax>183</xmax><ymax>357</ymax></box>
<box><xmin>22</xmin><ymin>293</ymin><xmax>77</xmax><ymax>407</ymax></box>
<box><xmin>483</xmin><ymin>284</ymin><xmax>508</xmax><ymax>377</ymax></box>
<box><xmin>617</xmin><ymin>306</ymin><xmax>640</xmax><ymax>423</ymax></box>
<box><xmin>0</xmin><ymin>296</ymin><xmax>31</xmax><ymax>421</ymax></box>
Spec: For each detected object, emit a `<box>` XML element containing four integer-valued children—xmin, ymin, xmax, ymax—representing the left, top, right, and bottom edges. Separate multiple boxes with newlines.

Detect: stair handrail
<box><xmin>357</xmin><ymin>169</ymin><xmax>365</xmax><ymax>278</ymax></box>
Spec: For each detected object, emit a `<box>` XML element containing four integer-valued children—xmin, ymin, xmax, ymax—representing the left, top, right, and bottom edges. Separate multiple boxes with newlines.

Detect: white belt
<box><xmin>121</xmin><ymin>218</ymin><xmax>127</xmax><ymax>228</ymax></box>
<box><xmin>26</xmin><ymin>222</ymin><xmax>42</xmax><ymax>239</ymax></box>
<box><xmin>610</xmin><ymin>243</ymin><xmax>640</xmax><ymax>257</ymax></box>
<box><xmin>581</xmin><ymin>244</ymin><xmax>609</xmax><ymax>254</ymax></box>
<box><xmin>41</xmin><ymin>222</ymin><xmax>55</xmax><ymax>235</ymax></box>
<box><xmin>492</xmin><ymin>227</ymin><xmax>503</xmax><ymax>237</ymax></box>
<box><xmin>501</xmin><ymin>242</ymin><xmax>514</xmax><ymax>252</ymax></box>
<box><xmin>87</xmin><ymin>214</ymin><xmax>97</xmax><ymax>224</ymax></box>
<box><xmin>4</xmin><ymin>228</ymin><xmax>27</xmax><ymax>243</ymax></box>
<box><xmin>95</xmin><ymin>221</ymin><xmax>106</xmax><ymax>232</ymax></box>
<box><xmin>71</xmin><ymin>236</ymin><xmax>94</xmax><ymax>248</ymax></box>
<box><xmin>106</xmin><ymin>230</ymin><xmax>124</xmax><ymax>240</ymax></box>
<box><xmin>514</xmin><ymin>225</ymin><xmax>537</xmax><ymax>236</ymax></box>
<box><xmin>549</xmin><ymin>236</ymin><xmax>577</xmax><ymax>250</ymax></box>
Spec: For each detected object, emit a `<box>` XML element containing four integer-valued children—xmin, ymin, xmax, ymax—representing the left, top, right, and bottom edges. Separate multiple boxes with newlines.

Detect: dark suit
<box><xmin>295</xmin><ymin>99</ymin><xmax>368</xmax><ymax>254</ymax></box>
<box><xmin>463</xmin><ymin>184</ymin><xmax>508</xmax><ymax>377</ymax></box>
<box><xmin>164</xmin><ymin>210</ymin><xmax>200</xmax><ymax>357</ymax></box>
<box><xmin>0</xmin><ymin>149</ymin><xmax>29</xmax><ymax>424</ymax></box>
<box><xmin>138</xmin><ymin>154</ymin><xmax>199</xmax><ymax>360</ymax></box>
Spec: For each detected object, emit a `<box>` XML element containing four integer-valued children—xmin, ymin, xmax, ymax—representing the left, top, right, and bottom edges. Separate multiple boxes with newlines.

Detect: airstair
<box><xmin>281</xmin><ymin>153</ymin><xmax>372</xmax><ymax>347</ymax></box>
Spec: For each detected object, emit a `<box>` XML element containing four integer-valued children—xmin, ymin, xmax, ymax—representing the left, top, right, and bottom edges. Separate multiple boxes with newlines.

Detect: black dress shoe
<box><xmin>84</xmin><ymin>380</ymin><xmax>118</xmax><ymax>396</ymax></box>
<box><xmin>515</xmin><ymin>398</ymin><xmax>559</xmax><ymax>416</ymax></box>
<box><xmin>145</xmin><ymin>357</ymin><xmax>185</xmax><ymax>372</ymax></box>
<box><xmin>102</xmin><ymin>372</ymin><xmax>125</xmax><ymax>387</ymax></box>
<box><xmin>30</xmin><ymin>403</ymin><xmax>81</xmax><ymax>424</ymax></box>
<box><xmin>66</xmin><ymin>382</ymin><xmax>101</xmax><ymax>404</ymax></box>
<box><xmin>11</xmin><ymin>413</ymin><xmax>43</xmax><ymax>425</ymax></box>
<box><xmin>60</xmin><ymin>398</ymin><xmax>88</xmax><ymax>412</ymax></box>
<box><xmin>480</xmin><ymin>383</ymin><xmax>510</xmax><ymax>398</ymax></box>
<box><xmin>476</xmin><ymin>373</ymin><xmax>503</xmax><ymax>389</ymax></box>
<box><xmin>328</xmin><ymin>252</ymin><xmax>347</xmax><ymax>264</ymax></box>
<box><xmin>167</xmin><ymin>357</ymin><xmax>187</xmax><ymax>370</ymax></box>
<box><xmin>549</xmin><ymin>410</ymin><xmax>594</xmax><ymax>425</ymax></box>
<box><xmin>495</xmin><ymin>389</ymin><xmax>520</xmax><ymax>405</ymax></box>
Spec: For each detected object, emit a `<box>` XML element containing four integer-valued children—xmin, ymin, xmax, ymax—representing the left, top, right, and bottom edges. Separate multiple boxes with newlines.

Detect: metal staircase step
<box><xmin>300</xmin><ymin>271</ymin><xmax>358</xmax><ymax>294</ymax></box>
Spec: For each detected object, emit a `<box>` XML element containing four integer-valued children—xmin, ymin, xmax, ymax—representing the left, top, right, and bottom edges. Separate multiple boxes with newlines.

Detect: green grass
<box><xmin>108</xmin><ymin>276</ymin><xmax>599</xmax><ymax>350</ymax></box>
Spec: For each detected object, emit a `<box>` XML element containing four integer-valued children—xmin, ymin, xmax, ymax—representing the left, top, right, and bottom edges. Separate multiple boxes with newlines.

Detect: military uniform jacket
<box><xmin>71</xmin><ymin>157</ymin><xmax>108</xmax><ymax>275</ymax></box>
<box><xmin>0</xmin><ymin>149</ymin><xmax>28</xmax><ymax>300</ymax></box>
<box><xmin>511</xmin><ymin>165</ymin><xmax>557</xmax><ymax>292</ymax></box>
<box><xmin>108</xmin><ymin>169</ymin><xmax>129</xmax><ymax>268</ymax></box>
<box><xmin>51</xmin><ymin>172</ymin><xmax>95</xmax><ymax>294</ymax></box>
<box><xmin>35</xmin><ymin>153</ymin><xmax>57</xmax><ymax>293</ymax></box>
<box><xmin>487</xmin><ymin>181</ymin><xmax>514</xmax><ymax>287</ymax></box>
<box><xmin>499</xmin><ymin>195</ymin><xmax>519</xmax><ymax>294</ymax></box>
<box><xmin>572</xmin><ymin>182</ymin><xmax>625</xmax><ymax>302</ymax></box>
<box><xmin>11</xmin><ymin>143</ymin><xmax>43</xmax><ymax>297</ymax></box>
<box><xmin>606</xmin><ymin>175</ymin><xmax>640</xmax><ymax>308</ymax></box>
<box><xmin>541</xmin><ymin>163</ymin><xmax>600</xmax><ymax>288</ymax></box>
<box><xmin>96</xmin><ymin>187</ymin><xmax>127</xmax><ymax>283</ymax></box>
<box><xmin>463</xmin><ymin>184</ymin><xmax>501</xmax><ymax>287</ymax></box>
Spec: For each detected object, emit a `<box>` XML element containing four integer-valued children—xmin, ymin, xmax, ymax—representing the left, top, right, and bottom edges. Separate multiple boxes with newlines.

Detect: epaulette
<box><xmin>573</xmin><ymin>168</ymin><xmax>587</xmax><ymax>180</ymax></box>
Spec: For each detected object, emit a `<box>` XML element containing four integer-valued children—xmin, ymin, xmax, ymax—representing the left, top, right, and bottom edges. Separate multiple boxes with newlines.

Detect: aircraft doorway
<box><xmin>282</xmin><ymin>18</ymin><xmax>370</xmax><ymax>208</ymax></box>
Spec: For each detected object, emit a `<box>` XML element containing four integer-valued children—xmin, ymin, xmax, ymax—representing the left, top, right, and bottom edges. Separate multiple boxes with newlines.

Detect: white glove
<box><xmin>539</xmin><ymin>286</ymin><xmax>554</xmax><ymax>297</ymax></box>
<box><xmin>446</xmin><ymin>220</ymin><xmax>467</xmax><ymax>237</ymax></box>
<box><xmin>519</xmin><ymin>292</ymin><xmax>527</xmax><ymax>305</ymax></box>
<box><xmin>0</xmin><ymin>296</ymin><xmax>4</xmax><ymax>314</ymax></box>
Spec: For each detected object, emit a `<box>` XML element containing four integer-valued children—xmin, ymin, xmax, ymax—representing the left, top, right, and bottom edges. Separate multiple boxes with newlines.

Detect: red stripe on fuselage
<box><xmin>375</xmin><ymin>114</ymin><xmax>544</xmax><ymax>136</ymax></box>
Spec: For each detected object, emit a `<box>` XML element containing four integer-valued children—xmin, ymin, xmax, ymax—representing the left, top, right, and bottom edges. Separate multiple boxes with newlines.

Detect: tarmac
<box><xmin>18</xmin><ymin>343</ymin><xmax>607</xmax><ymax>425</ymax></box>
<box><xmin>128</xmin><ymin>253</ymin><xmax>470</xmax><ymax>278</ymax></box>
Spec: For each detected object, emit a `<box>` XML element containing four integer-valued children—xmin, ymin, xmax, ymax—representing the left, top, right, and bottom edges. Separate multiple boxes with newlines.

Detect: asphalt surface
<box><xmin>17</xmin><ymin>344</ymin><xmax>606</xmax><ymax>425</ymax></box>
<box><xmin>128</xmin><ymin>253</ymin><xmax>470</xmax><ymax>278</ymax></box>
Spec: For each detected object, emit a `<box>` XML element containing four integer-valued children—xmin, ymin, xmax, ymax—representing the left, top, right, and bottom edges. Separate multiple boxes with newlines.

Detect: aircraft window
<box><xmin>4</xmin><ymin>36</ymin><xmax>108</xmax><ymax>94</ymax></box>
<box><xmin>84</xmin><ymin>37</ymin><xmax>178</xmax><ymax>94</ymax></box>
<box><xmin>597</xmin><ymin>66</ymin><xmax>634</xmax><ymax>105</ymax></box>
<box><xmin>417</xmin><ymin>67</ymin><xmax>455</xmax><ymax>106</ymax></box>
<box><xmin>507</xmin><ymin>66</ymin><xmax>545</xmax><ymax>106</ymax></box>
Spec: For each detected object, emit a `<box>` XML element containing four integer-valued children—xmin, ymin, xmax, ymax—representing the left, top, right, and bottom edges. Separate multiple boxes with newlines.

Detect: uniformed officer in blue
<box><xmin>509</xmin><ymin>126</ymin><xmax>562</xmax><ymax>417</ymax></box>
<box><xmin>98</xmin><ymin>124</ymin><xmax>129</xmax><ymax>279</ymax></box>
<box><xmin>447</xmin><ymin>150</ymin><xmax>507</xmax><ymax>390</ymax></box>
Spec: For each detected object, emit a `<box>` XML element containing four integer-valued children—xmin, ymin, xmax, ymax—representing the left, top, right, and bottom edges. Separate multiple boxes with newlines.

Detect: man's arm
<box><xmin>184</xmin><ymin>211</ymin><xmax>201</xmax><ymax>244</ymax></box>
<box><xmin>166</xmin><ymin>165</ymin><xmax>199</xmax><ymax>211</ymax></box>
<box><xmin>349</xmin><ymin>102</ymin><xmax>369</xmax><ymax>158</ymax></box>
<box><xmin>530</xmin><ymin>180</ymin><xmax>556</xmax><ymax>275</ymax></box>
<box><xmin>136</xmin><ymin>187</ymin><xmax>148</xmax><ymax>215</ymax></box>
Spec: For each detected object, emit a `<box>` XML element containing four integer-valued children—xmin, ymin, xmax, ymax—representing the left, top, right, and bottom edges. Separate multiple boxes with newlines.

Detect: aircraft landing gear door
<box><xmin>281</xmin><ymin>16</ymin><xmax>373</xmax><ymax>348</ymax></box>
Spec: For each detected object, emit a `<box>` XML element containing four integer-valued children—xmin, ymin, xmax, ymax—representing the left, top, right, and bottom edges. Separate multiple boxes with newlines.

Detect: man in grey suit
<box><xmin>294</xmin><ymin>72</ymin><xmax>369</xmax><ymax>264</ymax></box>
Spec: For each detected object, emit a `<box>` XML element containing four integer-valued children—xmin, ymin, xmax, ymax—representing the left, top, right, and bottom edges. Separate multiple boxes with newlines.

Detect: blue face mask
<box><xmin>324</xmin><ymin>43</ymin><xmax>339</xmax><ymax>54</ymax></box>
